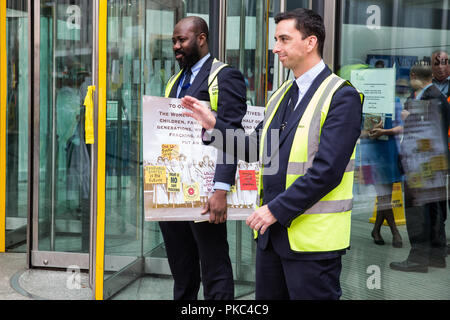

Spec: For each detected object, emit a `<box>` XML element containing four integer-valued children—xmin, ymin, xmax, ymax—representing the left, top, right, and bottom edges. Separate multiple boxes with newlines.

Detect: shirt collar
<box><xmin>432</xmin><ymin>76</ymin><xmax>450</xmax><ymax>84</ymax></box>
<box><xmin>190</xmin><ymin>53</ymin><xmax>211</xmax><ymax>77</ymax></box>
<box><xmin>294</xmin><ymin>60</ymin><xmax>326</xmax><ymax>93</ymax></box>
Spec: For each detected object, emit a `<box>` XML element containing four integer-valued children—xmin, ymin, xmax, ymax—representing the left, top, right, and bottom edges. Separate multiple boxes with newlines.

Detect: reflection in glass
<box><xmin>38</xmin><ymin>0</ymin><xmax>93</xmax><ymax>253</ymax></box>
<box><xmin>104</xmin><ymin>0</ymin><xmax>256</xmax><ymax>299</ymax></box>
<box><xmin>339</xmin><ymin>0</ymin><xmax>450</xmax><ymax>299</ymax></box>
<box><xmin>104</xmin><ymin>0</ymin><xmax>210</xmax><ymax>280</ymax></box>
<box><xmin>225</xmin><ymin>0</ymin><xmax>273</xmax><ymax>106</ymax></box>
<box><xmin>5</xmin><ymin>0</ymin><xmax>28</xmax><ymax>252</ymax></box>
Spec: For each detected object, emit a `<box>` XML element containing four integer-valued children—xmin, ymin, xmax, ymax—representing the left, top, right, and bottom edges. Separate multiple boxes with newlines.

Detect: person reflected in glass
<box><xmin>431</xmin><ymin>50</ymin><xmax>450</xmax><ymax>98</ymax></box>
<box><xmin>359</xmin><ymin>63</ymin><xmax>404</xmax><ymax>247</ymax></box>
<box><xmin>62</xmin><ymin>64</ymin><xmax>91</xmax><ymax>253</ymax></box>
<box><xmin>363</xmin><ymin>87</ymin><xmax>404</xmax><ymax>248</ymax></box>
<box><xmin>390</xmin><ymin>64</ymin><xmax>449</xmax><ymax>272</ymax></box>
<box><xmin>431</xmin><ymin>50</ymin><xmax>450</xmax><ymax>254</ymax></box>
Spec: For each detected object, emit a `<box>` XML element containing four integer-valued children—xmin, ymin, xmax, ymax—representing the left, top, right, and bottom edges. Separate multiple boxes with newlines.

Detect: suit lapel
<box><xmin>186</xmin><ymin>56</ymin><xmax>213</xmax><ymax>97</ymax></box>
<box><xmin>278</xmin><ymin>66</ymin><xmax>332</xmax><ymax>145</ymax></box>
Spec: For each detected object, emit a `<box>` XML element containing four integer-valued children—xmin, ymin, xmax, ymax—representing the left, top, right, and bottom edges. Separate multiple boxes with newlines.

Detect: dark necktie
<box><xmin>178</xmin><ymin>68</ymin><xmax>192</xmax><ymax>98</ymax></box>
<box><xmin>281</xmin><ymin>81</ymin><xmax>299</xmax><ymax>131</ymax></box>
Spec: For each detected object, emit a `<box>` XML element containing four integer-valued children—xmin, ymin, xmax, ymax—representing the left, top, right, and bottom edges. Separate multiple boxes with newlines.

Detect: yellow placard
<box><xmin>183</xmin><ymin>183</ymin><xmax>200</xmax><ymax>202</ymax></box>
<box><xmin>430</xmin><ymin>155</ymin><xmax>448</xmax><ymax>171</ymax></box>
<box><xmin>420</xmin><ymin>162</ymin><xmax>433</xmax><ymax>180</ymax></box>
<box><xmin>370</xmin><ymin>182</ymin><xmax>406</xmax><ymax>226</ymax></box>
<box><xmin>145</xmin><ymin>166</ymin><xmax>167</xmax><ymax>184</ymax></box>
<box><xmin>162</xmin><ymin>144</ymin><xmax>180</xmax><ymax>160</ymax></box>
<box><xmin>167</xmin><ymin>173</ymin><xmax>181</xmax><ymax>192</ymax></box>
<box><xmin>416</xmin><ymin>139</ymin><xmax>432</xmax><ymax>152</ymax></box>
<box><xmin>408</xmin><ymin>172</ymin><xmax>423</xmax><ymax>188</ymax></box>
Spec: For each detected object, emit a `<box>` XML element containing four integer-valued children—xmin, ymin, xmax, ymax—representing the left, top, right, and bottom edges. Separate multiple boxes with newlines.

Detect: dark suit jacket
<box><xmin>214</xmin><ymin>66</ymin><xmax>363</xmax><ymax>260</ymax></box>
<box><xmin>419</xmin><ymin>84</ymin><xmax>450</xmax><ymax>148</ymax></box>
<box><xmin>168</xmin><ymin>56</ymin><xmax>247</xmax><ymax>185</ymax></box>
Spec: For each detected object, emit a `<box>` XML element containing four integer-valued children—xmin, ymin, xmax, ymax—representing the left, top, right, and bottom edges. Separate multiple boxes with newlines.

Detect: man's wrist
<box><xmin>213</xmin><ymin>189</ymin><xmax>227</xmax><ymax>196</ymax></box>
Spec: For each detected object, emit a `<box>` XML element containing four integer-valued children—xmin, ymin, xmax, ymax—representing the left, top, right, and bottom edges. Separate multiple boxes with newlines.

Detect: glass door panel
<box><xmin>36</xmin><ymin>0</ymin><xmax>93</xmax><ymax>255</ymax></box>
<box><xmin>223</xmin><ymin>0</ymin><xmax>270</xmax><ymax>298</ymax></box>
<box><xmin>141</xmin><ymin>0</ymin><xmax>189</xmax><ymax>263</ymax></box>
<box><xmin>5</xmin><ymin>0</ymin><xmax>28</xmax><ymax>252</ymax></box>
<box><xmin>103</xmin><ymin>0</ymin><xmax>214</xmax><ymax>299</ymax></box>
<box><xmin>103</xmin><ymin>0</ymin><xmax>150</xmax><ymax>289</ymax></box>
<box><xmin>225</xmin><ymin>0</ymin><xmax>270</xmax><ymax>106</ymax></box>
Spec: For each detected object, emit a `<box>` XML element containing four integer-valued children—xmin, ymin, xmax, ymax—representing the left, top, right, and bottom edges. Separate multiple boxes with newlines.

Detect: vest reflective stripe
<box><xmin>303</xmin><ymin>199</ymin><xmax>353</xmax><ymax>214</ymax></box>
<box><xmin>164</xmin><ymin>59</ymin><xmax>228</xmax><ymax>112</ymax></box>
<box><xmin>208</xmin><ymin>59</ymin><xmax>228</xmax><ymax>112</ymax></box>
<box><xmin>165</xmin><ymin>69</ymin><xmax>183</xmax><ymax>99</ymax></box>
<box><xmin>287</xmin><ymin>158</ymin><xmax>355</xmax><ymax>176</ymax></box>
<box><xmin>264</xmin><ymin>81</ymin><xmax>293</xmax><ymax>123</ymax></box>
<box><xmin>287</xmin><ymin>75</ymin><xmax>345</xmax><ymax>170</ymax></box>
<box><xmin>255</xmin><ymin>80</ymin><xmax>293</xmax><ymax>208</ymax></box>
<box><xmin>257</xmin><ymin>73</ymin><xmax>363</xmax><ymax>252</ymax></box>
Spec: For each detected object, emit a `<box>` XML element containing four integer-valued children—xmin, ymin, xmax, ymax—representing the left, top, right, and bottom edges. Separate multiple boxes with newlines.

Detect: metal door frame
<box><xmin>27</xmin><ymin>1</ymin><xmax>106</xmax><ymax>294</ymax></box>
<box><xmin>92</xmin><ymin>0</ymin><xmax>145</xmax><ymax>300</ymax></box>
<box><xmin>0</xmin><ymin>0</ymin><xmax>6</xmax><ymax>254</ymax></box>
<box><xmin>1</xmin><ymin>0</ymin><xmax>33</xmax><ymax>253</ymax></box>
<box><xmin>28</xmin><ymin>0</ymin><xmax>87</xmax><ymax>270</ymax></box>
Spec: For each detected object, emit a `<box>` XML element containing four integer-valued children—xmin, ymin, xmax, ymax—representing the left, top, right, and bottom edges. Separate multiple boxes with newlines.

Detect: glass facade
<box><xmin>225</xmin><ymin>0</ymin><xmax>270</xmax><ymax>106</ymax></box>
<box><xmin>103</xmin><ymin>0</ymin><xmax>260</xmax><ymax>298</ymax></box>
<box><xmin>1</xmin><ymin>0</ymin><xmax>449</xmax><ymax>300</ymax></box>
<box><xmin>5</xmin><ymin>0</ymin><xmax>28</xmax><ymax>252</ymax></box>
<box><xmin>338</xmin><ymin>0</ymin><xmax>450</xmax><ymax>299</ymax></box>
<box><xmin>38</xmin><ymin>0</ymin><xmax>93</xmax><ymax>253</ymax></box>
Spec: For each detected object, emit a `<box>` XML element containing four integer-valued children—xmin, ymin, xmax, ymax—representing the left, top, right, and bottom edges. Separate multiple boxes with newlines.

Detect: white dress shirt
<box><xmin>292</xmin><ymin>59</ymin><xmax>326</xmax><ymax>110</ymax></box>
<box><xmin>176</xmin><ymin>53</ymin><xmax>211</xmax><ymax>98</ymax></box>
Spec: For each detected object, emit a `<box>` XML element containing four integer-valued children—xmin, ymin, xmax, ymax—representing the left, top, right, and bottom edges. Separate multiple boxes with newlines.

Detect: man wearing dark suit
<box><xmin>182</xmin><ymin>9</ymin><xmax>363</xmax><ymax>300</ymax></box>
<box><xmin>390</xmin><ymin>64</ymin><xmax>449</xmax><ymax>272</ymax></box>
<box><xmin>431</xmin><ymin>51</ymin><xmax>450</xmax><ymax>254</ymax></box>
<box><xmin>158</xmin><ymin>16</ymin><xmax>247</xmax><ymax>300</ymax></box>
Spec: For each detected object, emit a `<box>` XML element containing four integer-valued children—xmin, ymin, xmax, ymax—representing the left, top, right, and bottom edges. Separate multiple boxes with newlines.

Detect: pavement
<box><xmin>0</xmin><ymin>253</ymin><xmax>92</xmax><ymax>300</ymax></box>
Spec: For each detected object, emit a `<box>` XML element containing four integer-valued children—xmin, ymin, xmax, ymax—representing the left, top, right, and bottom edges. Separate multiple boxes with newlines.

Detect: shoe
<box><xmin>392</xmin><ymin>233</ymin><xmax>403</xmax><ymax>248</ymax></box>
<box><xmin>389</xmin><ymin>260</ymin><xmax>428</xmax><ymax>273</ymax></box>
<box><xmin>429</xmin><ymin>259</ymin><xmax>446</xmax><ymax>268</ymax></box>
<box><xmin>371</xmin><ymin>230</ymin><xmax>385</xmax><ymax>245</ymax></box>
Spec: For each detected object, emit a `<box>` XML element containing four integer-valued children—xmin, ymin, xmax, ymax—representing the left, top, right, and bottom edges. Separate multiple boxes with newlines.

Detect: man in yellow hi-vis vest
<box><xmin>159</xmin><ymin>16</ymin><xmax>247</xmax><ymax>300</ymax></box>
<box><xmin>182</xmin><ymin>9</ymin><xmax>363</xmax><ymax>300</ymax></box>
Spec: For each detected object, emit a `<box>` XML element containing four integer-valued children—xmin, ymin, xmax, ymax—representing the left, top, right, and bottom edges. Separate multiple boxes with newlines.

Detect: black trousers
<box><xmin>159</xmin><ymin>221</ymin><xmax>234</xmax><ymax>300</ymax></box>
<box><xmin>403</xmin><ymin>184</ymin><xmax>447</xmax><ymax>264</ymax></box>
<box><xmin>255</xmin><ymin>240</ymin><xmax>342</xmax><ymax>300</ymax></box>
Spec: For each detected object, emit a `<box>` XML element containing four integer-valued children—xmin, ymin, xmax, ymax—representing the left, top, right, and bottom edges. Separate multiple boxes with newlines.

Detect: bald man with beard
<box><xmin>158</xmin><ymin>16</ymin><xmax>247</xmax><ymax>300</ymax></box>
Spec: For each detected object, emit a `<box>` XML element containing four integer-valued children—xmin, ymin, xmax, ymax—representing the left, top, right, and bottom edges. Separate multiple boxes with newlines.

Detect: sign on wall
<box><xmin>351</xmin><ymin>67</ymin><xmax>396</xmax><ymax>115</ymax></box>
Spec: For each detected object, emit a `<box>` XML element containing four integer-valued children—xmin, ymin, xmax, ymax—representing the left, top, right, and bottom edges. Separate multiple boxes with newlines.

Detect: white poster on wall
<box><xmin>142</xmin><ymin>96</ymin><xmax>264</xmax><ymax>221</ymax></box>
<box><xmin>351</xmin><ymin>67</ymin><xmax>396</xmax><ymax>116</ymax></box>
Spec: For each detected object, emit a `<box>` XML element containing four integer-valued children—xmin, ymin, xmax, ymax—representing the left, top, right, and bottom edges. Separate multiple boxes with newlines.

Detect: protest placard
<box><xmin>142</xmin><ymin>96</ymin><xmax>264</xmax><ymax>221</ymax></box>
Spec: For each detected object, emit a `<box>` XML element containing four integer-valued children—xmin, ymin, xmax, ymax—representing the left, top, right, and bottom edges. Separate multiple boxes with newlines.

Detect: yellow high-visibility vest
<box><xmin>257</xmin><ymin>73</ymin><xmax>364</xmax><ymax>252</ymax></box>
<box><xmin>164</xmin><ymin>58</ymin><xmax>228</xmax><ymax>112</ymax></box>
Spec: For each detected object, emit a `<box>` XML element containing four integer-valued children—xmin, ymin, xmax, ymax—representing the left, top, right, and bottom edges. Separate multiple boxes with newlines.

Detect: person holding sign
<box><xmin>158</xmin><ymin>16</ymin><xmax>247</xmax><ymax>300</ymax></box>
<box><xmin>182</xmin><ymin>9</ymin><xmax>363</xmax><ymax>300</ymax></box>
<box><xmin>390</xmin><ymin>65</ymin><xmax>449</xmax><ymax>273</ymax></box>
